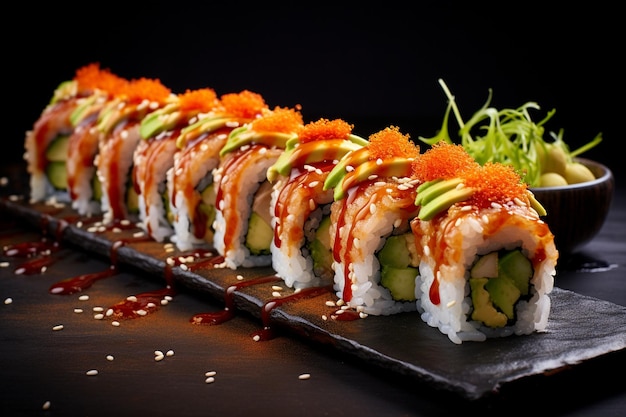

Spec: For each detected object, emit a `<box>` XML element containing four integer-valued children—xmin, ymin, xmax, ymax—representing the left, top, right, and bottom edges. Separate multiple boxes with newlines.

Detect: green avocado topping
<box><xmin>176</xmin><ymin>116</ymin><xmax>233</xmax><ymax>149</ymax></box>
<box><xmin>139</xmin><ymin>102</ymin><xmax>183</xmax><ymax>139</ymax></box>
<box><xmin>70</xmin><ymin>95</ymin><xmax>100</xmax><ymax>127</ymax></box>
<box><xmin>50</xmin><ymin>80</ymin><xmax>78</xmax><ymax>105</ymax></box>
<box><xmin>219</xmin><ymin>125</ymin><xmax>295</xmax><ymax>156</ymax></box>
<box><xmin>331</xmin><ymin>157</ymin><xmax>415</xmax><ymax>201</ymax></box>
<box><xmin>267</xmin><ymin>134</ymin><xmax>367</xmax><ymax>183</ymax></box>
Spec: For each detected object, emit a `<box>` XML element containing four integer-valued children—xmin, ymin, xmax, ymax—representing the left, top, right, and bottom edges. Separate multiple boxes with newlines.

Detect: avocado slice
<box><xmin>45</xmin><ymin>161</ymin><xmax>68</xmax><ymax>190</ymax></box>
<box><xmin>308</xmin><ymin>215</ymin><xmax>333</xmax><ymax>277</ymax></box>
<box><xmin>197</xmin><ymin>183</ymin><xmax>217</xmax><ymax>230</ymax></box>
<box><xmin>45</xmin><ymin>135</ymin><xmax>70</xmax><ymax>162</ymax></box>
<box><xmin>92</xmin><ymin>175</ymin><xmax>102</xmax><ymax>201</ymax></box>
<box><xmin>377</xmin><ymin>233</ymin><xmax>419</xmax><ymax>301</ymax></box>
<box><xmin>380</xmin><ymin>265</ymin><xmax>418</xmax><ymax>301</ymax></box>
<box><xmin>468</xmin><ymin>249</ymin><xmax>533</xmax><ymax>327</ymax></box>
<box><xmin>378</xmin><ymin>234</ymin><xmax>413</xmax><ymax>269</ymax></box>
<box><xmin>470</xmin><ymin>278</ymin><xmax>508</xmax><ymax>328</ymax></box>
<box><xmin>126</xmin><ymin>178</ymin><xmax>139</xmax><ymax>214</ymax></box>
<box><xmin>498</xmin><ymin>249</ymin><xmax>533</xmax><ymax>295</ymax></box>
<box><xmin>245</xmin><ymin>211</ymin><xmax>272</xmax><ymax>255</ymax></box>
<box><xmin>484</xmin><ymin>276</ymin><xmax>521</xmax><ymax>319</ymax></box>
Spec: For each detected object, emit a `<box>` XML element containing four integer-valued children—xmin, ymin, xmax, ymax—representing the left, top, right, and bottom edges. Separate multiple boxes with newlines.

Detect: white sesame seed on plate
<box><xmin>205</xmin><ymin>371</ymin><xmax>217</xmax><ymax>377</ymax></box>
<box><xmin>106</xmin><ymin>355</ymin><xmax>114</xmax><ymax>361</ymax></box>
<box><xmin>298</xmin><ymin>373</ymin><xmax>311</xmax><ymax>380</ymax></box>
<box><xmin>78</xmin><ymin>295</ymin><xmax>89</xmax><ymax>301</ymax></box>
<box><xmin>4</xmin><ymin>297</ymin><xmax>13</xmax><ymax>305</ymax></box>
<box><xmin>52</xmin><ymin>324</ymin><xmax>64</xmax><ymax>331</ymax></box>
<box><xmin>86</xmin><ymin>369</ymin><xmax>98</xmax><ymax>376</ymax></box>
<box><xmin>42</xmin><ymin>400</ymin><xmax>51</xmax><ymax>410</ymax></box>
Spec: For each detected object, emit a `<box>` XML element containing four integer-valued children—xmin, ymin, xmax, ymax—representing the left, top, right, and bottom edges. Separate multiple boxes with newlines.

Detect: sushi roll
<box><xmin>323</xmin><ymin>126</ymin><xmax>422</xmax><ymax>315</ymax></box>
<box><xmin>24</xmin><ymin>63</ymin><xmax>126</xmax><ymax>206</ymax></box>
<box><xmin>94</xmin><ymin>77</ymin><xmax>173</xmax><ymax>224</ymax></box>
<box><xmin>169</xmin><ymin>90</ymin><xmax>268</xmax><ymax>251</ymax></box>
<box><xmin>66</xmin><ymin>69</ymin><xmax>129</xmax><ymax>216</ymax></box>
<box><xmin>410</xmin><ymin>143</ymin><xmax>558</xmax><ymax>344</ymax></box>
<box><xmin>132</xmin><ymin>88</ymin><xmax>220</xmax><ymax>242</ymax></box>
<box><xmin>266</xmin><ymin>118</ymin><xmax>368</xmax><ymax>289</ymax></box>
<box><xmin>212</xmin><ymin>106</ymin><xmax>304</xmax><ymax>269</ymax></box>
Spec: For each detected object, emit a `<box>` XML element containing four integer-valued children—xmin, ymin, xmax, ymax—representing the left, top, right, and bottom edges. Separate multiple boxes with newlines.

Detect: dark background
<box><xmin>6</xmin><ymin>2</ymin><xmax>623</xmax><ymax>181</ymax></box>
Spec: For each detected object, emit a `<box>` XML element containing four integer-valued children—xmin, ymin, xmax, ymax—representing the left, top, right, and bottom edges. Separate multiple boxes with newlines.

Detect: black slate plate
<box><xmin>2</xmin><ymin>196</ymin><xmax>626</xmax><ymax>401</ymax></box>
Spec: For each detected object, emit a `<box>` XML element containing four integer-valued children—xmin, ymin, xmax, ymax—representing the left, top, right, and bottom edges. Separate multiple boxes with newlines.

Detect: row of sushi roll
<box><xmin>23</xmin><ymin>63</ymin><xmax>558</xmax><ymax>344</ymax></box>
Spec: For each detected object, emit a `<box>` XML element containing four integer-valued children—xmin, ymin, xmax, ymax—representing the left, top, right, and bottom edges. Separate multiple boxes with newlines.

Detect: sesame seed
<box><xmin>252</xmin><ymin>335</ymin><xmax>261</xmax><ymax>342</ymax></box>
<box><xmin>74</xmin><ymin>308</ymin><xmax>83</xmax><ymax>313</ymax></box>
<box><xmin>272</xmin><ymin>291</ymin><xmax>282</xmax><ymax>297</ymax></box>
<box><xmin>94</xmin><ymin>313</ymin><xmax>104</xmax><ymax>320</ymax></box>
<box><xmin>52</xmin><ymin>325</ymin><xmax>64</xmax><ymax>331</ymax></box>
<box><xmin>0</xmin><ymin>262</ymin><xmax>9</xmax><ymax>268</ymax></box>
<box><xmin>166</xmin><ymin>350</ymin><xmax>174</xmax><ymax>357</ymax></box>
<box><xmin>137</xmin><ymin>310</ymin><xmax>147</xmax><ymax>316</ymax></box>
<box><xmin>93</xmin><ymin>306</ymin><xmax>104</xmax><ymax>312</ymax></box>
<box><xmin>106</xmin><ymin>355</ymin><xmax>114</xmax><ymax>361</ymax></box>
<box><xmin>205</xmin><ymin>377</ymin><xmax>215</xmax><ymax>384</ymax></box>
<box><xmin>298</xmin><ymin>373</ymin><xmax>311</xmax><ymax>380</ymax></box>
<box><xmin>42</xmin><ymin>401</ymin><xmax>51</xmax><ymax>410</ymax></box>
<box><xmin>322</xmin><ymin>315</ymin><xmax>328</xmax><ymax>320</ymax></box>
<box><xmin>112</xmin><ymin>321</ymin><xmax>120</xmax><ymax>327</ymax></box>
<box><xmin>325</xmin><ymin>300</ymin><xmax>336</xmax><ymax>307</ymax></box>
<box><xmin>79</xmin><ymin>295</ymin><xmax>89</xmax><ymax>301</ymax></box>
<box><xmin>4</xmin><ymin>297</ymin><xmax>12</xmax><ymax>305</ymax></box>
<box><xmin>86</xmin><ymin>369</ymin><xmax>98</xmax><ymax>376</ymax></box>
<box><xmin>155</xmin><ymin>354</ymin><xmax>165</xmax><ymax>362</ymax></box>
<box><xmin>126</xmin><ymin>296</ymin><xmax>138</xmax><ymax>302</ymax></box>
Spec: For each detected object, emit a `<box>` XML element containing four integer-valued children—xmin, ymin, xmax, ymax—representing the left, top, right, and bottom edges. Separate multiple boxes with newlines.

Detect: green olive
<box><xmin>564</xmin><ymin>162</ymin><xmax>596</xmax><ymax>184</ymax></box>
<box><xmin>540</xmin><ymin>172</ymin><xmax>568</xmax><ymax>187</ymax></box>
<box><xmin>541</xmin><ymin>145</ymin><xmax>568</xmax><ymax>176</ymax></box>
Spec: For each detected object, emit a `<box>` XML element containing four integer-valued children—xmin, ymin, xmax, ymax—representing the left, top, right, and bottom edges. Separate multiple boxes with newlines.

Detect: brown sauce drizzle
<box><xmin>191</xmin><ymin>274</ymin><xmax>332</xmax><ymax>341</ymax></box>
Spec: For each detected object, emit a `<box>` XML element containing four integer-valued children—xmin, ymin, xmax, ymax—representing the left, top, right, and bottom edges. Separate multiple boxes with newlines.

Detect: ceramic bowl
<box><xmin>530</xmin><ymin>158</ymin><xmax>615</xmax><ymax>256</ymax></box>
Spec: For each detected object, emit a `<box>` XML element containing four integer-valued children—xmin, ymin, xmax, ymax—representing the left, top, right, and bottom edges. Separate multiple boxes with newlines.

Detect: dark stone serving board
<box><xmin>2</xmin><ymin>196</ymin><xmax>625</xmax><ymax>401</ymax></box>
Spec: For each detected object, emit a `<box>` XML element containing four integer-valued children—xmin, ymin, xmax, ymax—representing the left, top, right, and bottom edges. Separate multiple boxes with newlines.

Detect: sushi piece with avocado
<box><xmin>323</xmin><ymin>125</ymin><xmax>422</xmax><ymax>315</ymax></box>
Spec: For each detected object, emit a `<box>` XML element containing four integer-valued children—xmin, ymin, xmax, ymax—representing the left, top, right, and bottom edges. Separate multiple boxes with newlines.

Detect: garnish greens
<box><xmin>419</xmin><ymin>79</ymin><xmax>602</xmax><ymax>187</ymax></box>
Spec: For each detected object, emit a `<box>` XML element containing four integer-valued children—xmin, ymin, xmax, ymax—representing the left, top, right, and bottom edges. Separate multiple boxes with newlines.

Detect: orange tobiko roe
<box><xmin>178</xmin><ymin>88</ymin><xmax>219</xmax><ymax>113</ymax></box>
<box><xmin>252</xmin><ymin>106</ymin><xmax>304</xmax><ymax>134</ymax></box>
<box><xmin>298</xmin><ymin>118</ymin><xmax>354</xmax><ymax>143</ymax></box>
<box><xmin>220</xmin><ymin>90</ymin><xmax>268</xmax><ymax>119</ymax></box>
<box><xmin>74</xmin><ymin>63</ymin><xmax>128</xmax><ymax>94</ymax></box>
<box><xmin>463</xmin><ymin>162</ymin><xmax>528</xmax><ymax>208</ymax></box>
<box><xmin>121</xmin><ymin>78</ymin><xmax>171</xmax><ymax>105</ymax></box>
<box><xmin>413</xmin><ymin>142</ymin><xmax>479</xmax><ymax>182</ymax></box>
<box><xmin>367</xmin><ymin>126</ymin><xmax>419</xmax><ymax>160</ymax></box>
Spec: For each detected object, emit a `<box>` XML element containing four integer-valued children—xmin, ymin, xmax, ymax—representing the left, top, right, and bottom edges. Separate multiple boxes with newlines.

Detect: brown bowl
<box><xmin>530</xmin><ymin>158</ymin><xmax>615</xmax><ymax>256</ymax></box>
